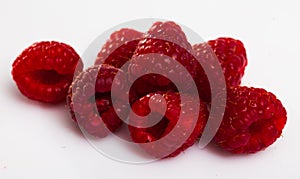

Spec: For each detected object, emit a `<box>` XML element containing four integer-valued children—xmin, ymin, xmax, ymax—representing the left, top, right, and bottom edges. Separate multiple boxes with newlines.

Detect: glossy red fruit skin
<box><xmin>12</xmin><ymin>41</ymin><xmax>83</xmax><ymax>103</ymax></box>
<box><xmin>128</xmin><ymin>21</ymin><xmax>201</xmax><ymax>90</ymax></box>
<box><xmin>95</xmin><ymin>28</ymin><xmax>143</xmax><ymax>69</ymax></box>
<box><xmin>214</xmin><ymin>86</ymin><xmax>287</xmax><ymax>154</ymax></box>
<box><xmin>128</xmin><ymin>92</ymin><xmax>208</xmax><ymax>158</ymax></box>
<box><xmin>67</xmin><ymin>64</ymin><xmax>128</xmax><ymax>138</ymax></box>
<box><xmin>193</xmin><ymin>37</ymin><xmax>248</xmax><ymax>102</ymax></box>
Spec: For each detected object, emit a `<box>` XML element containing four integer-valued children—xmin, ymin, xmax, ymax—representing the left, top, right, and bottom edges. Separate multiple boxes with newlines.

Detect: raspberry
<box><xmin>95</xmin><ymin>28</ymin><xmax>143</xmax><ymax>68</ymax></box>
<box><xmin>213</xmin><ymin>86</ymin><xmax>287</xmax><ymax>153</ymax></box>
<box><xmin>128</xmin><ymin>92</ymin><xmax>208</xmax><ymax>158</ymax></box>
<box><xmin>12</xmin><ymin>41</ymin><xmax>83</xmax><ymax>103</ymax></box>
<box><xmin>193</xmin><ymin>37</ymin><xmax>247</xmax><ymax>102</ymax></box>
<box><xmin>194</xmin><ymin>37</ymin><xmax>247</xmax><ymax>86</ymax></box>
<box><xmin>67</xmin><ymin>64</ymin><xmax>128</xmax><ymax>137</ymax></box>
<box><xmin>128</xmin><ymin>21</ymin><xmax>200</xmax><ymax>90</ymax></box>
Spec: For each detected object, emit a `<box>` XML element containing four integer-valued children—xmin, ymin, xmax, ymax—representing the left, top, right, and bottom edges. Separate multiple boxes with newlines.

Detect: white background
<box><xmin>0</xmin><ymin>0</ymin><xmax>300</xmax><ymax>178</ymax></box>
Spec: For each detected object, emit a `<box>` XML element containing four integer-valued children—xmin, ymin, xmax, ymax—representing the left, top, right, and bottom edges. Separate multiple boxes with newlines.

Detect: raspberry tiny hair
<box><xmin>128</xmin><ymin>92</ymin><xmax>208</xmax><ymax>158</ymax></box>
<box><xmin>94</xmin><ymin>28</ymin><xmax>143</xmax><ymax>69</ymax></box>
<box><xmin>12</xmin><ymin>41</ymin><xmax>83</xmax><ymax>103</ymax></box>
<box><xmin>67</xmin><ymin>64</ymin><xmax>128</xmax><ymax>138</ymax></box>
<box><xmin>213</xmin><ymin>86</ymin><xmax>287</xmax><ymax>154</ymax></box>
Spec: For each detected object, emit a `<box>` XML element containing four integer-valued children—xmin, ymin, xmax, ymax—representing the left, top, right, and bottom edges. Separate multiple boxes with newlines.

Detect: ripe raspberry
<box><xmin>67</xmin><ymin>64</ymin><xmax>128</xmax><ymax>138</ymax></box>
<box><xmin>214</xmin><ymin>86</ymin><xmax>287</xmax><ymax>153</ymax></box>
<box><xmin>12</xmin><ymin>41</ymin><xmax>83</xmax><ymax>103</ymax></box>
<box><xmin>128</xmin><ymin>21</ymin><xmax>200</xmax><ymax>90</ymax></box>
<box><xmin>193</xmin><ymin>37</ymin><xmax>247</xmax><ymax>102</ymax></box>
<box><xmin>193</xmin><ymin>37</ymin><xmax>247</xmax><ymax>86</ymax></box>
<box><xmin>95</xmin><ymin>28</ymin><xmax>143</xmax><ymax>68</ymax></box>
<box><xmin>128</xmin><ymin>92</ymin><xmax>208</xmax><ymax>158</ymax></box>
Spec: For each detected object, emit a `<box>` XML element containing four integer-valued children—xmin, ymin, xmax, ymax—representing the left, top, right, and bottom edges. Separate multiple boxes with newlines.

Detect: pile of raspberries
<box><xmin>11</xmin><ymin>21</ymin><xmax>287</xmax><ymax>159</ymax></box>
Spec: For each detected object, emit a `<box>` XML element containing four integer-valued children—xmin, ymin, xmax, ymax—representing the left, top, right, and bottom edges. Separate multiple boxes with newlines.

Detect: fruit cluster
<box><xmin>11</xmin><ymin>21</ymin><xmax>287</xmax><ymax>159</ymax></box>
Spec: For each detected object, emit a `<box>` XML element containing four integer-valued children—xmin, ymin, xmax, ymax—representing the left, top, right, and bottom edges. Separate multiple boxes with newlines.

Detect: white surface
<box><xmin>0</xmin><ymin>0</ymin><xmax>299</xmax><ymax>178</ymax></box>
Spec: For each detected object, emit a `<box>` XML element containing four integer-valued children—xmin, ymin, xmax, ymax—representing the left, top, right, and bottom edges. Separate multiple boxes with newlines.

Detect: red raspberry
<box><xmin>12</xmin><ymin>41</ymin><xmax>83</xmax><ymax>103</ymax></box>
<box><xmin>193</xmin><ymin>37</ymin><xmax>247</xmax><ymax>102</ymax></box>
<box><xmin>67</xmin><ymin>65</ymin><xmax>128</xmax><ymax>138</ymax></box>
<box><xmin>128</xmin><ymin>92</ymin><xmax>208</xmax><ymax>158</ymax></box>
<box><xmin>94</xmin><ymin>28</ymin><xmax>143</xmax><ymax>68</ymax></box>
<box><xmin>128</xmin><ymin>21</ymin><xmax>200</xmax><ymax>90</ymax></box>
<box><xmin>214</xmin><ymin>86</ymin><xmax>287</xmax><ymax>153</ymax></box>
<box><xmin>193</xmin><ymin>37</ymin><xmax>247</xmax><ymax>86</ymax></box>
